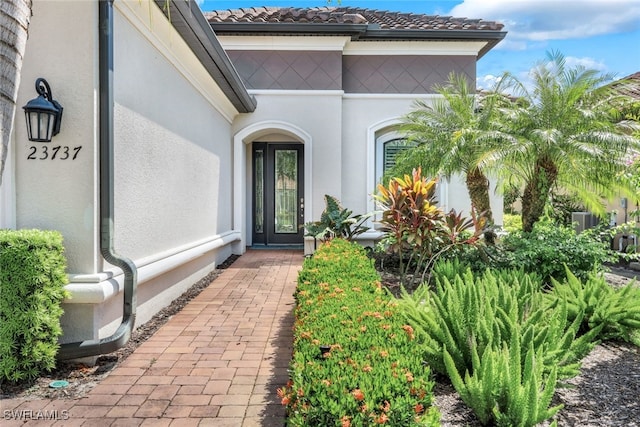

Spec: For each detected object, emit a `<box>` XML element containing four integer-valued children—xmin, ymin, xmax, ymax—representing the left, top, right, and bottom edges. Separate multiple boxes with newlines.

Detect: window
<box><xmin>375</xmin><ymin>130</ymin><xmax>415</xmax><ymax>185</ymax></box>
<box><xmin>383</xmin><ymin>138</ymin><xmax>410</xmax><ymax>172</ymax></box>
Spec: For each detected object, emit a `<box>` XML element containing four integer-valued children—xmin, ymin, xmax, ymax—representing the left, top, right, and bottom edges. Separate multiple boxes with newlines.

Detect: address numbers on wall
<box><xmin>27</xmin><ymin>145</ymin><xmax>82</xmax><ymax>161</ymax></box>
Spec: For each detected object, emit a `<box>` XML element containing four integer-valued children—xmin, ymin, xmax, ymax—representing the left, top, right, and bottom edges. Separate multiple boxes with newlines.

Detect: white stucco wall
<box><xmin>14</xmin><ymin>0</ymin><xmax>244</xmax><ymax>344</ymax></box>
<box><xmin>230</xmin><ymin>90</ymin><xmax>503</xmax><ymax>253</ymax></box>
<box><xmin>15</xmin><ymin>0</ymin><xmax>100</xmax><ymax>274</ymax></box>
<box><xmin>113</xmin><ymin>5</ymin><xmax>235</xmax><ymax>261</ymax></box>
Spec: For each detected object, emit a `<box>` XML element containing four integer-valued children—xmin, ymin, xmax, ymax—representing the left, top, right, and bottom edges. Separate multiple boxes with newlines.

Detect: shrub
<box><xmin>282</xmin><ymin>239</ymin><xmax>440</xmax><ymax>426</ymax></box>
<box><xmin>0</xmin><ymin>229</ymin><xmax>69</xmax><ymax>382</ymax></box>
<box><xmin>547</xmin><ymin>268</ymin><xmax>640</xmax><ymax>344</ymax></box>
<box><xmin>304</xmin><ymin>194</ymin><xmax>369</xmax><ymax>242</ymax></box>
<box><xmin>445</xmin><ymin>333</ymin><xmax>562</xmax><ymax>427</ymax></box>
<box><xmin>399</xmin><ymin>263</ymin><xmax>594</xmax><ymax>381</ymax></box>
<box><xmin>459</xmin><ymin>219</ymin><xmax>612</xmax><ymax>284</ymax></box>
<box><xmin>397</xmin><ymin>263</ymin><xmax>598</xmax><ymax>425</ymax></box>
<box><xmin>598</xmin><ymin>221</ymin><xmax>640</xmax><ymax>265</ymax></box>
<box><xmin>500</xmin><ymin>220</ymin><xmax>612</xmax><ymax>283</ymax></box>
<box><xmin>502</xmin><ymin>213</ymin><xmax>522</xmax><ymax>233</ymax></box>
<box><xmin>374</xmin><ymin>167</ymin><xmax>481</xmax><ymax>287</ymax></box>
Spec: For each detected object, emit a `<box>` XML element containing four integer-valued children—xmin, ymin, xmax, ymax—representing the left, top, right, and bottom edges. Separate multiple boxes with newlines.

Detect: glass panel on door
<box><xmin>254</xmin><ymin>149</ymin><xmax>264</xmax><ymax>234</ymax></box>
<box><xmin>274</xmin><ymin>149</ymin><xmax>298</xmax><ymax>234</ymax></box>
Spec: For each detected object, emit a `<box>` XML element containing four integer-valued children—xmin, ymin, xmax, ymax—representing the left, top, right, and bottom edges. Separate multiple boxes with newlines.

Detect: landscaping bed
<box><xmin>286</xmin><ymin>238</ymin><xmax>640</xmax><ymax>426</ymax></box>
<box><xmin>2</xmin><ymin>250</ymin><xmax>639</xmax><ymax>426</ymax></box>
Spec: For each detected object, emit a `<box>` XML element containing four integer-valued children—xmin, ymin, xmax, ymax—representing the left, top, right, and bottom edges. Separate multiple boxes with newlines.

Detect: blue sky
<box><xmin>199</xmin><ymin>0</ymin><xmax>640</xmax><ymax>90</ymax></box>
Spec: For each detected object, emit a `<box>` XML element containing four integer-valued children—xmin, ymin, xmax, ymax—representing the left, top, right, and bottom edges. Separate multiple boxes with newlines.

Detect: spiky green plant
<box><xmin>444</xmin><ymin>330</ymin><xmax>562</xmax><ymax>427</ymax></box>
<box><xmin>547</xmin><ymin>267</ymin><xmax>640</xmax><ymax>344</ymax></box>
<box><xmin>399</xmin><ymin>264</ymin><xmax>595</xmax><ymax>380</ymax></box>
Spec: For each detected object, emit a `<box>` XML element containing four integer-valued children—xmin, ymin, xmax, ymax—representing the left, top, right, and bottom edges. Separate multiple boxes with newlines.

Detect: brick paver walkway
<box><xmin>2</xmin><ymin>249</ymin><xmax>303</xmax><ymax>426</ymax></box>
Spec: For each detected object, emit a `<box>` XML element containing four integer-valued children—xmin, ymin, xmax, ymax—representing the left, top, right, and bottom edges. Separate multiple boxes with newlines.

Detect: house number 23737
<box><xmin>27</xmin><ymin>145</ymin><xmax>82</xmax><ymax>161</ymax></box>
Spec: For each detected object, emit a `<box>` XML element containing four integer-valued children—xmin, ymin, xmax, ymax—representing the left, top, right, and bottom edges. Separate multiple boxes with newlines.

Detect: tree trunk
<box><xmin>466</xmin><ymin>166</ymin><xmax>497</xmax><ymax>243</ymax></box>
<box><xmin>466</xmin><ymin>166</ymin><xmax>493</xmax><ymax>223</ymax></box>
<box><xmin>0</xmin><ymin>0</ymin><xmax>32</xmax><ymax>186</ymax></box>
<box><xmin>521</xmin><ymin>156</ymin><xmax>558</xmax><ymax>232</ymax></box>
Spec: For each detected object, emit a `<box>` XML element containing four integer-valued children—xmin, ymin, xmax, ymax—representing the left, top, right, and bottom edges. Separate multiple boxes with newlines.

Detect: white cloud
<box><xmin>563</xmin><ymin>56</ymin><xmax>608</xmax><ymax>72</ymax></box>
<box><xmin>476</xmin><ymin>74</ymin><xmax>502</xmax><ymax>90</ymax></box>
<box><xmin>451</xmin><ymin>0</ymin><xmax>640</xmax><ymax>48</ymax></box>
<box><xmin>488</xmin><ymin>55</ymin><xmax>610</xmax><ymax>94</ymax></box>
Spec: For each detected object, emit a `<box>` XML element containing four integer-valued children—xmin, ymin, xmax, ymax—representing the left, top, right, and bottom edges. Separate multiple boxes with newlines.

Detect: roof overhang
<box><xmin>155</xmin><ymin>0</ymin><xmax>256</xmax><ymax>112</ymax></box>
<box><xmin>210</xmin><ymin>22</ymin><xmax>506</xmax><ymax>59</ymax></box>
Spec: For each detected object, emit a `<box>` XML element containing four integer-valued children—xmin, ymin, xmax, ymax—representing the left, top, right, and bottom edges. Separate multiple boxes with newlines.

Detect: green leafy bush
<box><xmin>460</xmin><ymin>219</ymin><xmax>612</xmax><ymax>284</ymax></box>
<box><xmin>499</xmin><ymin>220</ymin><xmax>612</xmax><ymax>283</ymax></box>
<box><xmin>304</xmin><ymin>194</ymin><xmax>369</xmax><ymax>241</ymax></box>
<box><xmin>547</xmin><ymin>268</ymin><xmax>640</xmax><ymax>344</ymax></box>
<box><xmin>502</xmin><ymin>213</ymin><xmax>522</xmax><ymax>233</ymax></box>
<box><xmin>598</xmin><ymin>221</ymin><xmax>640</xmax><ymax>264</ymax></box>
<box><xmin>282</xmin><ymin>239</ymin><xmax>440</xmax><ymax>426</ymax></box>
<box><xmin>0</xmin><ymin>229</ymin><xmax>69</xmax><ymax>382</ymax></box>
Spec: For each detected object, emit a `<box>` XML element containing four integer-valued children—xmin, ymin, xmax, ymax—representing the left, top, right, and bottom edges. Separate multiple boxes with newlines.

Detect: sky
<box><xmin>198</xmin><ymin>0</ymin><xmax>640</xmax><ymax>91</ymax></box>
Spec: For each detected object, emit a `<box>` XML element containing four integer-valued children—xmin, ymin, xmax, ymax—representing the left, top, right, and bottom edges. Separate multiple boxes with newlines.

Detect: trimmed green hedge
<box><xmin>0</xmin><ymin>229</ymin><xmax>69</xmax><ymax>382</ymax></box>
<box><xmin>281</xmin><ymin>239</ymin><xmax>440</xmax><ymax>426</ymax></box>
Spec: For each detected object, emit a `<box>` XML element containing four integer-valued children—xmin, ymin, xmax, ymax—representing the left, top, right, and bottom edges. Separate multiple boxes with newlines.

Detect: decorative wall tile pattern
<box><xmin>343</xmin><ymin>55</ymin><xmax>475</xmax><ymax>94</ymax></box>
<box><xmin>227</xmin><ymin>51</ymin><xmax>476</xmax><ymax>94</ymax></box>
<box><xmin>227</xmin><ymin>51</ymin><xmax>342</xmax><ymax>90</ymax></box>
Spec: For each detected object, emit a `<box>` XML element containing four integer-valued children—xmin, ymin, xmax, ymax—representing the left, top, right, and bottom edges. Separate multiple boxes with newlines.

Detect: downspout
<box><xmin>57</xmin><ymin>0</ymin><xmax>137</xmax><ymax>360</ymax></box>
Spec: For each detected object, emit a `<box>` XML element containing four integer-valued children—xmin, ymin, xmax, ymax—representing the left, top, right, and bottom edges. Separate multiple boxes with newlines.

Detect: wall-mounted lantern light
<box><xmin>22</xmin><ymin>78</ymin><xmax>63</xmax><ymax>142</ymax></box>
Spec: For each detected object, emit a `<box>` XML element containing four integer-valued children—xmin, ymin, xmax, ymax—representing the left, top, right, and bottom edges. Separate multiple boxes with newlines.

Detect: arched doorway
<box><xmin>234</xmin><ymin>121</ymin><xmax>312</xmax><ymax>249</ymax></box>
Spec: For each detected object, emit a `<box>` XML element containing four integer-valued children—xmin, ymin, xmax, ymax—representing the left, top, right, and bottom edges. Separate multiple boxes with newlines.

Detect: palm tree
<box><xmin>0</xmin><ymin>0</ymin><xmax>32</xmax><ymax>186</ymax></box>
<box><xmin>393</xmin><ymin>73</ymin><xmax>509</xmax><ymax>236</ymax></box>
<box><xmin>498</xmin><ymin>51</ymin><xmax>640</xmax><ymax>232</ymax></box>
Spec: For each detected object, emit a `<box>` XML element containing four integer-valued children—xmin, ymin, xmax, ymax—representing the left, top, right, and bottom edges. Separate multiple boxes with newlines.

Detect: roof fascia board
<box><xmin>344</xmin><ymin>40</ymin><xmax>488</xmax><ymax>56</ymax></box>
<box><xmin>211</xmin><ymin>22</ymin><xmax>369</xmax><ymax>39</ymax></box>
<box><xmin>155</xmin><ymin>0</ymin><xmax>256</xmax><ymax>112</ymax></box>
<box><xmin>217</xmin><ymin>35</ymin><xmax>350</xmax><ymax>51</ymax></box>
<box><xmin>363</xmin><ymin>29</ymin><xmax>506</xmax><ymax>58</ymax></box>
<box><xmin>211</xmin><ymin>22</ymin><xmax>506</xmax><ymax>59</ymax></box>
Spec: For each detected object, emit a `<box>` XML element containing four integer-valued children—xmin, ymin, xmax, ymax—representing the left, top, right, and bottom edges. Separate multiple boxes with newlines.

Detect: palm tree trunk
<box><xmin>0</xmin><ymin>0</ymin><xmax>32</xmax><ymax>186</ymax></box>
<box><xmin>521</xmin><ymin>157</ymin><xmax>558</xmax><ymax>232</ymax></box>
<box><xmin>466</xmin><ymin>166</ymin><xmax>493</xmax><ymax>224</ymax></box>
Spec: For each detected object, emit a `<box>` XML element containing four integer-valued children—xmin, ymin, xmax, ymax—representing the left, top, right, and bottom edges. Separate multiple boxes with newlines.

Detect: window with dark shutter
<box><xmin>383</xmin><ymin>138</ymin><xmax>415</xmax><ymax>172</ymax></box>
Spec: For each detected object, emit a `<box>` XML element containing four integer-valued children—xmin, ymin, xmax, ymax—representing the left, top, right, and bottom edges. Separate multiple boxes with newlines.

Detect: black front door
<box><xmin>252</xmin><ymin>143</ymin><xmax>304</xmax><ymax>246</ymax></box>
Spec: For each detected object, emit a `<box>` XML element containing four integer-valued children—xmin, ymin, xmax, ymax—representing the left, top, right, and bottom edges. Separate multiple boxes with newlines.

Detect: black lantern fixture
<box><xmin>22</xmin><ymin>78</ymin><xmax>63</xmax><ymax>142</ymax></box>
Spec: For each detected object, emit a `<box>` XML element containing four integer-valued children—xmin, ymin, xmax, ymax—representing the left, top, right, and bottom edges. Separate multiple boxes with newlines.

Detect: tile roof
<box><xmin>205</xmin><ymin>6</ymin><xmax>504</xmax><ymax>32</ymax></box>
<box><xmin>609</xmin><ymin>72</ymin><xmax>640</xmax><ymax>100</ymax></box>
